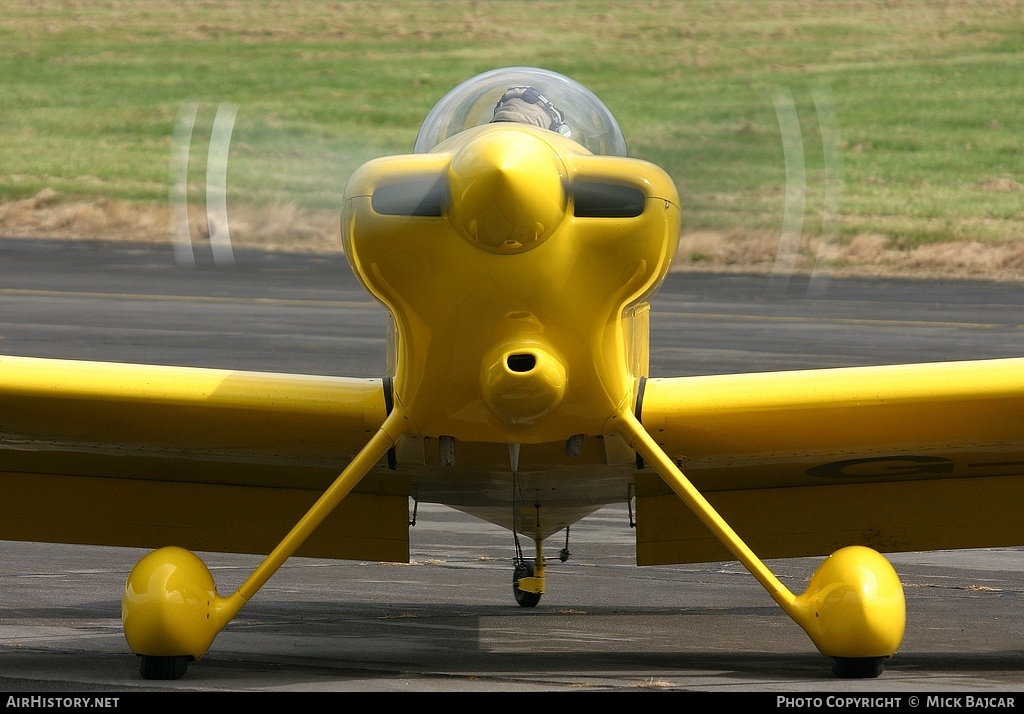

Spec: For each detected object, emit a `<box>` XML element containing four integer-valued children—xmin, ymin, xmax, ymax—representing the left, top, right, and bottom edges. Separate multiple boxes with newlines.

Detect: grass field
<box><xmin>1</xmin><ymin>0</ymin><xmax>1021</xmax><ymax>276</ymax></box>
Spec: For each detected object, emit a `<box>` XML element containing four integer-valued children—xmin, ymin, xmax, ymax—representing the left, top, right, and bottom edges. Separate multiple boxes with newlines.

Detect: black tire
<box><xmin>139</xmin><ymin>654</ymin><xmax>190</xmax><ymax>680</ymax></box>
<box><xmin>832</xmin><ymin>656</ymin><xmax>885</xmax><ymax>679</ymax></box>
<box><xmin>513</xmin><ymin>561</ymin><xmax>541</xmax><ymax>608</ymax></box>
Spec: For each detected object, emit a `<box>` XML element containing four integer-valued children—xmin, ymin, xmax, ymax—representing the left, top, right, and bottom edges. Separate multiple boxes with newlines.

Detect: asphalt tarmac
<box><xmin>1</xmin><ymin>238</ymin><xmax>1023</xmax><ymax>694</ymax></box>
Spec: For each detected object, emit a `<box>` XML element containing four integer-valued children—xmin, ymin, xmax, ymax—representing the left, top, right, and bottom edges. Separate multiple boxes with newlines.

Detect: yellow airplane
<box><xmin>2</xmin><ymin>67</ymin><xmax>1022</xmax><ymax>681</ymax></box>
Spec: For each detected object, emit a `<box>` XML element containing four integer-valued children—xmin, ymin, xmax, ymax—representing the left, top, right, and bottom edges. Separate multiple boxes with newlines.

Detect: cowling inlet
<box><xmin>479</xmin><ymin>343</ymin><xmax>567</xmax><ymax>426</ymax></box>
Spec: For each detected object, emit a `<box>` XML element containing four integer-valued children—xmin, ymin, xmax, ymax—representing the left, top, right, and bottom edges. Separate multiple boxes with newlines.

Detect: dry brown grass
<box><xmin>0</xmin><ymin>190</ymin><xmax>341</xmax><ymax>252</ymax></box>
<box><xmin>2</xmin><ymin>190</ymin><xmax>1023</xmax><ymax>281</ymax></box>
<box><xmin>677</xmin><ymin>229</ymin><xmax>1024</xmax><ymax>281</ymax></box>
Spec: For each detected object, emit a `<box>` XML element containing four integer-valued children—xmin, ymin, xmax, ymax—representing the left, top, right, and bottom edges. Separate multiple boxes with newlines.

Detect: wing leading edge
<box><xmin>5</xmin><ymin>353</ymin><xmax>1023</xmax><ymax>567</ymax></box>
<box><xmin>636</xmin><ymin>357</ymin><xmax>1024</xmax><ymax>564</ymax></box>
<box><xmin>0</xmin><ymin>355</ymin><xmax>409</xmax><ymax>561</ymax></box>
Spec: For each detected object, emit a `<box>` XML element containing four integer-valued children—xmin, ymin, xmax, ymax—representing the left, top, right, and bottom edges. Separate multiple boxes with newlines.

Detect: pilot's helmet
<box><xmin>490</xmin><ymin>85</ymin><xmax>573</xmax><ymax>139</ymax></box>
<box><xmin>414</xmin><ymin>66</ymin><xmax>627</xmax><ymax>157</ymax></box>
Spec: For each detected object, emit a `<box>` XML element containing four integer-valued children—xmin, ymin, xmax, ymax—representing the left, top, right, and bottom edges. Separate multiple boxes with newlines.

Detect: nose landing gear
<box><xmin>511</xmin><ymin>526</ymin><xmax>546</xmax><ymax>608</ymax></box>
<box><xmin>513</xmin><ymin>559</ymin><xmax>542</xmax><ymax>608</ymax></box>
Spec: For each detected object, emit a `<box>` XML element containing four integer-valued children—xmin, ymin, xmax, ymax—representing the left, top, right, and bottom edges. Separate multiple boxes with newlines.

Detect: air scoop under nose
<box><xmin>480</xmin><ymin>344</ymin><xmax>567</xmax><ymax>427</ymax></box>
<box><xmin>448</xmin><ymin>128</ymin><xmax>567</xmax><ymax>254</ymax></box>
<box><xmin>506</xmin><ymin>353</ymin><xmax>537</xmax><ymax>373</ymax></box>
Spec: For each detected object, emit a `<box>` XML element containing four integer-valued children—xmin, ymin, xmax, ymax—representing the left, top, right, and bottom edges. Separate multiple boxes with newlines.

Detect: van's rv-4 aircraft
<box><xmin>2</xmin><ymin>67</ymin><xmax>1023</xmax><ymax>681</ymax></box>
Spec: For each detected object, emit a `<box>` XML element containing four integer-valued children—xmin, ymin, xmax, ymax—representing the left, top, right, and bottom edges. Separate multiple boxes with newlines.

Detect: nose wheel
<box><xmin>139</xmin><ymin>654</ymin><xmax>190</xmax><ymax>680</ymax></box>
<box><xmin>513</xmin><ymin>560</ymin><xmax>541</xmax><ymax>607</ymax></box>
<box><xmin>833</xmin><ymin>656</ymin><xmax>886</xmax><ymax>679</ymax></box>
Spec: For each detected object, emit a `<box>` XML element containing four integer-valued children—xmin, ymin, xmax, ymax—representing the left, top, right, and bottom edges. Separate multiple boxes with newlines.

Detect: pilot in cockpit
<box><xmin>490</xmin><ymin>85</ymin><xmax>574</xmax><ymax>139</ymax></box>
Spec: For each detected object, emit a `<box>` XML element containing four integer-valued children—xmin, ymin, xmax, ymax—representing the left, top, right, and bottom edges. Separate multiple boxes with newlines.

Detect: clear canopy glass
<box><xmin>414</xmin><ymin>67</ymin><xmax>628</xmax><ymax>157</ymax></box>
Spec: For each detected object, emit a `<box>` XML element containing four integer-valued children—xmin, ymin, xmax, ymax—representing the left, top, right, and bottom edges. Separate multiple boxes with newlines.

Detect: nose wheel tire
<box><xmin>832</xmin><ymin>656</ymin><xmax>885</xmax><ymax>679</ymax></box>
<box><xmin>513</xmin><ymin>561</ymin><xmax>541</xmax><ymax>608</ymax></box>
<box><xmin>139</xmin><ymin>654</ymin><xmax>190</xmax><ymax>680</ymax></box>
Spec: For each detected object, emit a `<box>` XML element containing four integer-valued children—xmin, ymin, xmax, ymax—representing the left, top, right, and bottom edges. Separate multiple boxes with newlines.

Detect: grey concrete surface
<box><xmin>1</xmin><ymin>238</ymin><xmax>1023</xmax><ymax>693</ymax></box>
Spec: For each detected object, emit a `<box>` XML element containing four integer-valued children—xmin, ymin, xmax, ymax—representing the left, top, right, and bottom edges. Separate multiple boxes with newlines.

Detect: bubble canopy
<box><xmin>413</xmin><ymin>67</ymin><xmax>628</xmax><ymax>157</ymax></box>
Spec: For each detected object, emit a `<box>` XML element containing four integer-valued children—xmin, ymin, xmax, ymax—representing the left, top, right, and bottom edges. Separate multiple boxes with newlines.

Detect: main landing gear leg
<box><xmin>122</xmin><ymin>411</ymin><xmax>407</xmax><ymax>680</ymax></box>
<box><xmin>612</xmin><ymin>409</ymin><xmax>905</xmax><ymax>678</ymax></box>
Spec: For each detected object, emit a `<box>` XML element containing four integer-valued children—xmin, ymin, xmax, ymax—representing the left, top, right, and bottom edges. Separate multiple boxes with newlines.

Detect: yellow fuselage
<box><xmin>342</xmin><ymin>123</ymin><xmax>680</xmax><ymax>446</ymax></box>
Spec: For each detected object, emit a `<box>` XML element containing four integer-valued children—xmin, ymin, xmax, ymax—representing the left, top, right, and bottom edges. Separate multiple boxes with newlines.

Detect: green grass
<box><xmin>1</xmin><ymin>0</ymin><xmax>1021</xmax><ymax>252</ymax></box>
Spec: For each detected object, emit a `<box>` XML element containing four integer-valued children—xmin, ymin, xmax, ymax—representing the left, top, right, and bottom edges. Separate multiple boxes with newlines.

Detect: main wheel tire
<box><xmin>832</xmin><ymin>656</ymin><xmax>885</xmax><ymax>679</ymax></box>
<box><xmin>139</xmin><ymin>654</ymin><xmax>190</xmax><ymax>680</ymax></box>
<box><xmin>513</xmin><ymin>561</ymin><xmax>541</xmax><ymax>608</ymax></box>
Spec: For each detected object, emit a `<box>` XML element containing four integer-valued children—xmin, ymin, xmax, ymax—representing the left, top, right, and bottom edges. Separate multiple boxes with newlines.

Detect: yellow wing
<box><xmin>636</xmin><ymin>357</ymin><xmax>1024</xmax><ymax>565</ymax></box>
<box><xmin>0</xmin><ymin>355</ymin><xmax>409</xmax><ymax>561</ymax></box>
